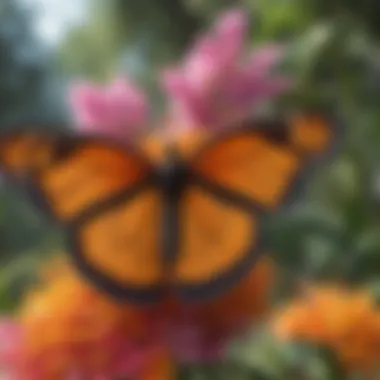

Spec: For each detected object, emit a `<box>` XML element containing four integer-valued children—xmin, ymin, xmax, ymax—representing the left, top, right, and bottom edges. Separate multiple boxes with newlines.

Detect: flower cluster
<box><xmin>69</xmin><ymin>78</ymin><xmax>149</xmax><ymax>138</ymax></box>
<box><xmin>272</xmin><ymin>285</ymin><xmax>380</xmax><ymax>375</ymax></box>
<box><xmin>162</xmin><ymin>9</ymin><xmax>290</xmax><ymax>132</ymax></box>
<box><xmin>0</xmin><ymin>257</ymin><xmax>275</xmax><ymax>379</ymax></box>
<box><xmin>70</xmin><ymin>9</ymin><xmax>289</xmax><ymax>137</ymax></box>
<box><xmin>0</xmin><ymin>261</ymin><xmax>170</xmax><ymax>379</ymax></box>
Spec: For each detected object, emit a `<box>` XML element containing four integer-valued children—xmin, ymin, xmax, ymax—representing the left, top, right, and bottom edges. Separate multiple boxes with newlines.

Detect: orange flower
<box><xmin>272</xmin><ymin>285</ymin><xmax>380</xmax><ymax>374</ymax></box>
<box><xmin>0</xmin><ymin>252</ymin><xmax>275</xmax><ymax>378</ymax></box>
<box><xmin>5</xmin><ymin>259</ymin><xmax>166</xmax><ymax>379</ymax></box>
<box><xmin>0</xmin><ymin>252</ymin><xmax>275</xmax><ymax>379</ymax></box>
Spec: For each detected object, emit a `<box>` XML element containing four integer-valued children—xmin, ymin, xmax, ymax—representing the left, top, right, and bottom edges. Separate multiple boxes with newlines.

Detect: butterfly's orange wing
<box><xmin>173</xmin><ymin>114</ymin><xmax>342</xmax><ymax>300</ymax></box>
<box><xmin>0</xmin><ymin>131</ymin><xmax>164</xmax><ymax>303</ymax></box>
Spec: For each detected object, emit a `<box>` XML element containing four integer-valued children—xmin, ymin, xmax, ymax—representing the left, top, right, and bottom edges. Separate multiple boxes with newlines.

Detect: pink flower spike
<box><xmin>215</xmin><ymin>8</ymin><xmax>248</xmax><ymax>53</ymax></box>
<box><xmin>107</xmin><ymin>79</ymin><xmax>149</xmax><ymax>130</ymax></box>
<box><xmin>69</xmin><ymin>84</ymin><xmax>108</xmax><ymax>130</ymax></box>
<box><xmin>167</xmin><ymin>322</ymin><xmax>227</xmax><ymax>364</ymax></box>
<box><xmin>69</xmin><ymin>77</ymin><xmax>150</xmax><ymax>139</ymax></box>
<box><xmin>161</xmin><ymin>8</ymin><xmax>292</xmax><ymax>132</ymax></box>
<box><xmin>184</xmin><ymin>9</ymin><xmax>248</xmax><ymax>94</ymax></box>
<box><xmin>248</xmin><ymin>45</ymin><xmax>287</xmax><ymax>74</ymax></box>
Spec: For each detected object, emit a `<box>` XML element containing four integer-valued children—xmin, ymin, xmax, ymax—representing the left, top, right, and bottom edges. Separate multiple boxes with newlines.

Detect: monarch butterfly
<box><xmin>0</xmin><ymin>113</ymin><xmax>343</xmax><ymax>304</ymax></box>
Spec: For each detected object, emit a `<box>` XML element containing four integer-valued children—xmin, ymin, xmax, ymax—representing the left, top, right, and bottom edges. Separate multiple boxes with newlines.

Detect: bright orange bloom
<box><xmin>272</xmin><ymin>285</ymin><xmax>380</xmax><ymax>374</ymax></box>
<box><xmin>3</xmin><ymin>259</ymin><xmax>166</xmax><ymax>380</ymax></box>
<box><xmin>0</xmin><ymin>253</ymin><xmax>276</xmax><ymax>379</ymax></box>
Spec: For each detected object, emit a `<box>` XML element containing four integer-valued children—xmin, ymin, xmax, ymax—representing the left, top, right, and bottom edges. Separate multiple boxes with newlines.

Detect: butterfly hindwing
<box><xmin>174</xmin><ymin>183</ymin><xmax>262</xmax><ymax>301</ymax></box>
<box><xmin>68</xmin><ymin>186</ymin><xmax>165</xmax><ymax>303</ymax></box>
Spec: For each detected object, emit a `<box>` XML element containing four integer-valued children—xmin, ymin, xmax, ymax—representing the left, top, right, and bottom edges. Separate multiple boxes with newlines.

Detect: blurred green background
<box><xmin>0</xmin><ymin>0</ymin><xmax>379</xmax><ymax>378</ymax></box>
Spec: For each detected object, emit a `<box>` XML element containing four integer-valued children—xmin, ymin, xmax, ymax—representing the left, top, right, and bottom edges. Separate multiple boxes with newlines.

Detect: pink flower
<box><xmin>0</xmin><ymin>320</ymin><xmax>40</xmax><ymax>379</ymax></box>
<box><xmin>166</xmin><ymin>320</ymin><xmax>228</xmax><ymax>364</ymax></box>
<box><xmin>69</xmin><ymin>78</ymin><xmax>150</xmax><ymax>138</ymax></box>
<box><xmin>0</xmin><ymin>319</ymin><xmax>164</xmax><ymax>380</ymax></box>
<box><xmin>162</xmin><ymin>8</ymin><xmax>292</xmax><ymax>131</ymax></box>
<box><xmin>0</xmin><ymin>320</ymin><xmax>24</xmax><ymax>373</ymax></box>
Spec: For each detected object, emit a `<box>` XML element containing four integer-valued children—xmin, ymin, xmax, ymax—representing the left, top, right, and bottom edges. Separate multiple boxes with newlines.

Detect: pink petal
<box><xmin>215</xmin><ymin>8</ymin><xmax>248</xmax><ymax>60</ymax></box>
<box><xmin>167</xmin><ymin>321</ymin><xmax>228</xmax><ymax>364</ymax></box>
<box><xmin>216</xmin><ymin>9</ymin><xmax>248</xmax><ymax>37</ymax></box>
<box><xmin>161</xmin><ymin>7</ymin><xmax>292</xmax><ymax>132</ymax></box>
<box><xmin>69</xmin><ymin>77</ymin><xmax>150</xmax><ymax>138</ymax></box>
<box><xmin>69</xmin><ymin>84</ymin><xmax>109</xmax><ymax>131</ymax></box>
<box><xmin>107</xmin><ymin>79</ymin><xmax>149</xmax><ymax>130</ymax></box>
<box><xmin>180</xmin><ymin>9</ymin><xmax>248</xmax><ymax>94</ymax></box>
<box><xmin>112</xmin><ymin>345</ymin><xmax>160</xmax><ymax>377</ymax></box>
<box><xmin>162</xmin><ymin>70</ymin><xmax>212</xmax><ymax>127</ymax></box>
<box><xmin>185</xmin><ymin>47</ymin><xmax>223</xmax><ymax>93</ymax></box>
<box><xmin>0</xmin><ymin>320</ymin><xmax>23</xmax><ymax>366</ymax></box>
<box><xmin>247</xmin><ymin>45</ymin><xmax>286</xmax><ymax>73</ymax></box>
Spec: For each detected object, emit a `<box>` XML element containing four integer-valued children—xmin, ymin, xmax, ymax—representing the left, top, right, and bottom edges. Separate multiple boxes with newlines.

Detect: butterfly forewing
<box><xmin>191</xmin><ymin>132</ymin><xmax>301</xmax><ymax>210</ymax></box>
<box><xmin>290</xmin><ymin>114</ymin><xmax>337</xmax><ymax>154</ymax></box>
<box><xmin>188</xmin><ymin>114</ymin><xmax>341</xmax><ymax>211</ymax></box>
<box><xmin>39</xmin><ymin>143</ymin><xmax>153</xmax><ymax>221</ymax></box>
<box><xmin>0</xmin><ymin>132</ymin><xmax>56</xmax><ymax>175</ymax></box>
<box><xmin>0</xmin><ymin>132</ymin><xmax>153</xmax><ymax>222</ymax></box>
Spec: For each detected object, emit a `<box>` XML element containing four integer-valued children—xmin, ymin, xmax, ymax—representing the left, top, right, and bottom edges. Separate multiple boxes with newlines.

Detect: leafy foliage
<box><xmin>1</xmin><ymin>0</ymin><xmax>380</xmax><ymax>378</ymax></box>
<box><xmin>0</xmin><ymin>0</ymin><xmax>66</xmax><ymax>295</ymax></box>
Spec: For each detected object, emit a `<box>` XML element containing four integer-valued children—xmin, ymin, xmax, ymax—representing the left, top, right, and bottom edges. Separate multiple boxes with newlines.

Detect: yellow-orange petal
<box><xmin>16</xmin><ymin>258</ymin><xmax>154</xmax><ymax>377</ymax></box>
<box><xmin>271</xmin><ymin>285</ymin><xmax>380</xmax><ymax>374</ymax></box>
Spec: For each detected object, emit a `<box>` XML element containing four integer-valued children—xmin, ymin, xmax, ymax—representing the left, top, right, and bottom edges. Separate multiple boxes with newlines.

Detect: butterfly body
<box><xmin>157</xmin><ymin>149</ymin><xmax>189</xmax><ymax>200</ymax></box>
<box><xmin>0</xmin><ymin>113</ymin><xmax>343</xmax><ymax>305</ymax></box>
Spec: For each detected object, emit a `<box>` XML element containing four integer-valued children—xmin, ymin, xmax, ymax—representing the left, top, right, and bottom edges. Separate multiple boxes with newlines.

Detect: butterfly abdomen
<box><xmin>160</xmin><ymin>154</ymin><xmax>190</xmax><ymax>268</ymax></box>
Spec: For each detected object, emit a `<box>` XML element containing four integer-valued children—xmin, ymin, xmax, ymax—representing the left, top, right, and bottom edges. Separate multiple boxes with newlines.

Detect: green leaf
<box><xmin>314</xmin><ymin>346</ymin><xmax>347</xmax><ymax>380</ymax></box>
